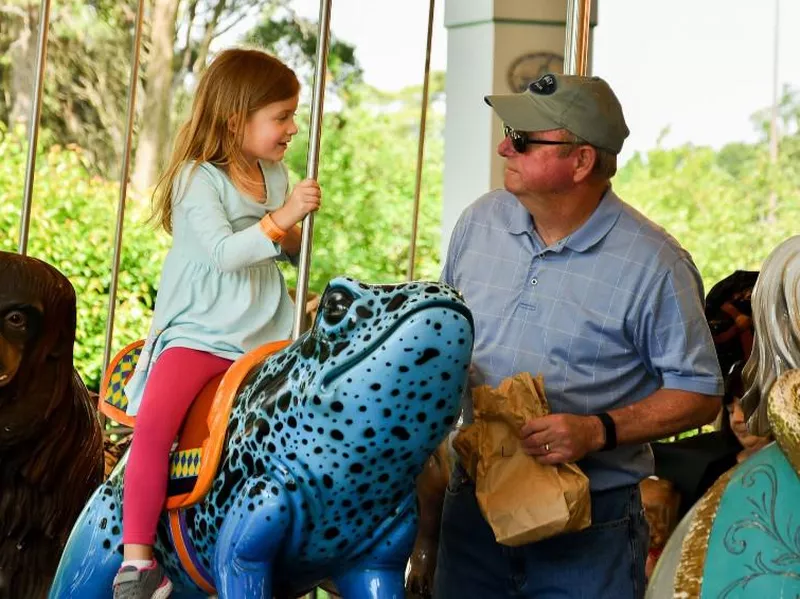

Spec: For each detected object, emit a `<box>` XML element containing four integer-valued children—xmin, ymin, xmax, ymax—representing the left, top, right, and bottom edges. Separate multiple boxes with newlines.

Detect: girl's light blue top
<box><xmin>124</xmin><ymin>160</ymin><xmax>295</xmax><ymax>415</ymax></box>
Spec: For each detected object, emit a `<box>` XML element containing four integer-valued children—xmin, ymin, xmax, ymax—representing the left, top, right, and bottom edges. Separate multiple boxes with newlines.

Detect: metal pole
<box><xmin>101</xmin><ymin>0</ymin><xmax>145</xmax><ymax>378</ymax></box>
<box><xmin>292</xmin><ymin>0</ymin><xmax>332</xmax><ymax>340</ymax></box>
<box><xmin>563</xmin><ymin>0</ymin><xmax>591</xmax><ymax>76</ymax></box>
<box><xmin>18</xmin><ymin>0</ymin><xmax>51</xmax><ymax>255</ymax></box>
<box><xmin>406</xmin><ymin>0</ymin><xmax>435</xmax><ymax>282</ymax></box>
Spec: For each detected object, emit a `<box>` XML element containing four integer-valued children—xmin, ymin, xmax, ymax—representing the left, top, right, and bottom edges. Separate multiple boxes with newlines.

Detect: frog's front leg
<box><xmin>333</xmin><ymin>495</ymin><xmax>418</xmax><ymax>599</ymax></box>
<box><xmin>213</xmin><ymin>476</ymin><xmax>290</xmax><ymax>599</ymax></box>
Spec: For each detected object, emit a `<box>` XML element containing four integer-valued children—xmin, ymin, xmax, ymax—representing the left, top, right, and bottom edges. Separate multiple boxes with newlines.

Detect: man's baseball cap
<box><xmin>485</xmin><ymin>73</ymin><xmax>629</xmax><ymax>154</ymax></box>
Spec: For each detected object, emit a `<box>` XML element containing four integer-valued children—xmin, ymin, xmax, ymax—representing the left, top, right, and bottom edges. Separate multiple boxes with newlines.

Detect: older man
<box><xmin>433</xmin><ymin>74</ymin><xmax>723</xmax><ymax>598</ymax></box>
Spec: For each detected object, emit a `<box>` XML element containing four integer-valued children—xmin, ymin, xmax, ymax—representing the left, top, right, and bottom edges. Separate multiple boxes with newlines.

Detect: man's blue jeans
<box><xmin>433</xmin><ymin>465</ymin><xmax>649</xmax><ymax>598</ymax></box>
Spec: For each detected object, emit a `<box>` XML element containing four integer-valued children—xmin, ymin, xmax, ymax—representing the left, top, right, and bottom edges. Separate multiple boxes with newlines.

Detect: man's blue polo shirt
<box><xmin>443</xmin><ymin>187</ymin><xmax>724</xmax><ymax>491</ymax></box>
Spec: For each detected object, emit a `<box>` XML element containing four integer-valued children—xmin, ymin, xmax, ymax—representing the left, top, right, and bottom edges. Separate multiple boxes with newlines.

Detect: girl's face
<box><xmin>727</xmin><ymin>399</ymin><xmax>770</xmax><ymax>452</ymax></box>
<box><xmin>241</xmin><ymin>94</ymin><xmax>299</xmax><ymax>164</ymax></box>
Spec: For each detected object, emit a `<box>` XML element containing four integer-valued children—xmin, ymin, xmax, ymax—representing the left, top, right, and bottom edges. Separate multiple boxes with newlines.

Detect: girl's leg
<box><xmin>122</xmin><ymin>347</ymin><xmax>233</xmax><ymax>556</ymax></box>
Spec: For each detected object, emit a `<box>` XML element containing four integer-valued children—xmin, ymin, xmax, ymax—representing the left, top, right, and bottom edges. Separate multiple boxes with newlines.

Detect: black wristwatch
<box><xmin>596</xmin><ymin>412</ymin><xmax>617</xmax><ymax>451</ymax></box>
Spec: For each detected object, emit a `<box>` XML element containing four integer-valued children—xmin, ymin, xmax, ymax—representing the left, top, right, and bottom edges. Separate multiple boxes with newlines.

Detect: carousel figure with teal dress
<box><xmin>647</xmin><ymin>235</ymin><xmax>800</xmax><ymax>598</ymax></box>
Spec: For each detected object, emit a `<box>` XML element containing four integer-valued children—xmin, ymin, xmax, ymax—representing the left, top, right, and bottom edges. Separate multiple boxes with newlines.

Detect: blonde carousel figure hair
<box><xmin>740</xmin><ymin>234</ymin><xmax>800</xmax><ymax>437</ymax></box>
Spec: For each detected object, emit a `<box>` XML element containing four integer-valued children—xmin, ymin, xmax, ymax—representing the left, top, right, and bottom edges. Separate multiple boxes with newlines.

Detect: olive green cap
<box><xmin>485</xmin><ymin>73</ymin><xmax>629</xmax><ymax>154</ymax></box>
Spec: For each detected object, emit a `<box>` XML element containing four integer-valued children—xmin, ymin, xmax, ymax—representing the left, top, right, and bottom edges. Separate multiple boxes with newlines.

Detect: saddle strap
<box><xmin>168</xmin><ymin>510</ymin><xmax>216</xmax><ymax>594</ymax></box>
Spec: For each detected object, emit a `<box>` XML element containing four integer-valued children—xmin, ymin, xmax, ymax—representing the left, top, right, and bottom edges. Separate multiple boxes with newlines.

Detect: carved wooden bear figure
<box><xmin>0</xmin><ymin>251</ymin><xmax>103</xmax><ymax>599</ymax></box>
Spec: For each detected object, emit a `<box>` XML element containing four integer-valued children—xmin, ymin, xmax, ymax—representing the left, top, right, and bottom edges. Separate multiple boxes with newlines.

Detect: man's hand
<box><xmin>520</xmin><ymin>414</ymin><xmax>606</xmax><ymax>465</ymax></box>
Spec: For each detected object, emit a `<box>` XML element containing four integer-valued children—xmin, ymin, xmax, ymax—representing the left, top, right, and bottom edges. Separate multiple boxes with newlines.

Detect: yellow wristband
<box><xmin>259</xmin><ymin>213</ymin><xmax>287</xmax><ymax>243</ymax></box>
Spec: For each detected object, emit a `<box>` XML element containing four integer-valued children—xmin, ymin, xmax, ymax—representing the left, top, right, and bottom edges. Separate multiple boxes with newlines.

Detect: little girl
<box><xmin>113</xmin><ymin>48</ymin><xmax>321</xmax><ymax>599</ymax></box>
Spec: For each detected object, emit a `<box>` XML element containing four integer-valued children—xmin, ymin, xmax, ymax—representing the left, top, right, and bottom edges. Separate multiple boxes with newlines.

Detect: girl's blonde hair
<box><xmin>740</xmin><ymin>235</ymin><xmax>800</xmax><ymax>436</ymax></box>
<box><xmin>152</xmin><ymin>48</ymin><xmax>299</xmax><ymax>233</ymax></box>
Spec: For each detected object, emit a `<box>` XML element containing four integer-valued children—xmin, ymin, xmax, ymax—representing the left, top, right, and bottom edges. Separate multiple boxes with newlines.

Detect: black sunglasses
<box><xmin>503</xmin><ymin>125</ymin><xmax>574</xmax><ymax>153</ymax></box>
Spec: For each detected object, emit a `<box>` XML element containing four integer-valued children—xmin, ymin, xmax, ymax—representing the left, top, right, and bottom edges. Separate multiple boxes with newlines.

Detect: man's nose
<box><xmin>498</xmin><ymin>135</ymin><xmax>514</xmax><ymax>157</ymax></box>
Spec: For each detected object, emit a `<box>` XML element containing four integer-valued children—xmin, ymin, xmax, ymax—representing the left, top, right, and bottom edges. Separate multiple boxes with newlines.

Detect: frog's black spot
<box><xmin>414</xmin><ymin>348</ymin><xmax>440</xmax><ymax>366</ymax></box>
<box><xmin>356</xmin><ymin>306</ymin><xmax>374</xmax><ymax>318</ymax></box>
<box><xmin>391</xmin><ymin>426</ymin><xmax>410</xmax><ymax>441</ymax></box>
<box><xmin>386</xmin><ymin>294</ymin><xmax>408</xmax><ymax>312</ymax></box>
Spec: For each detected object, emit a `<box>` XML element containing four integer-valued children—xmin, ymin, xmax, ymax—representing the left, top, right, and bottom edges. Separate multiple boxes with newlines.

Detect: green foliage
<box><xmin>615</xmin><ymin>136</ymin><xmax>800</xmax><ymax>292</ymax></box>
<box><xmin>0</xmin><ymin>124</ymin><xmax>170</xmax><ymax>390</ymax></box>
<box><xmin>280</xmin><ymin>84</ymin><xmax>445</xmax><ymax>292</ymax></box>
<box><xmin>0</xmin><ymin>0</ymin><xmax>137</xmax><ymax>176</ymax></box>
<box><xmin>246</xmin><ymin>12</ymin><xmax>364</xmax><ymax>97</ymax></box>
<box><xmin>41</xmin><ymin>0</ymin><xmax>135</xmax><ymax>174</ymax></box>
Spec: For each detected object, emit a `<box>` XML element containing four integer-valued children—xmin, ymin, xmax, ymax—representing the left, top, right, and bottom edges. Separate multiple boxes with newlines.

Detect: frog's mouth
<box><xmin>320</xmin><ymin>300</ymin><xmax>473</xmax><ymax>390</ymax></box>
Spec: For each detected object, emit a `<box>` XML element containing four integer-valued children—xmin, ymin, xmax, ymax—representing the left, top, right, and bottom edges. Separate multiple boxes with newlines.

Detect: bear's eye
<box><xmin>321</xmin><ymin>289</ymin><xmax>354</xmax><ymax>325</ymax></box>
<box><xmin>4</xmin><ymin>310</ymin><xmax>27</xmax><ymax>330</ymax></box>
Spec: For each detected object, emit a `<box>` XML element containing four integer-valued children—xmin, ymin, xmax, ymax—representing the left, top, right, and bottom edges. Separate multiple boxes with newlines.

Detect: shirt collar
<box><xmin>563</xmin><ymin>187</ymin><xmax>623</xmax><ymax>253</ymax></box>
<box><xmin>505</xmin><ymin>196</ymin><xmax>534</xmax><ymax>236</ymax></box>
<box><xmin>505</xmin><ymin>187</ymin><xmax>623</xmax><ymax>253</ymax></box>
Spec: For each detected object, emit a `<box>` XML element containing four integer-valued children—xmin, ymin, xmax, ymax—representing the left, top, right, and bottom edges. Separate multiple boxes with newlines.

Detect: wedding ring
<box><xmin>544</xmin><ymin>443</ymin><xmax>551</xmax><ymax>453</ymax></box>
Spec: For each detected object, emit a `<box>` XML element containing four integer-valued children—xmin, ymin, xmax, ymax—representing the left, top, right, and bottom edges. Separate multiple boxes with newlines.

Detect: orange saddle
<box><xmin>98</xmin><ymin>339</ymin><xmax>290</xmax><ymax>510</ymax></box>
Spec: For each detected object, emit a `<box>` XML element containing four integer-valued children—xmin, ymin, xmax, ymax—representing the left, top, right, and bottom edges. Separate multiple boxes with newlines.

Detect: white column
<box><xmin>441</xmin><ymin>0</ymin><xmax>598</xmax><ymax>259</ymax></box>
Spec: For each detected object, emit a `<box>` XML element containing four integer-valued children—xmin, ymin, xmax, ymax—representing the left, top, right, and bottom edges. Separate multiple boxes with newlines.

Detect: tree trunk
<box><xmin>179</xmin><ymin>0</ymin><xmax>199</xmax><ymax>73</ymax></box>
<box><xmin>8</xmin><ymin>3</ymin><xmax>39</xmax><ymax>130</ymax></box>
<box><xmin>191</xmin><ymin>0</ymin><xmax>226</xmax><ymax>74</ymax></box>
<box><xmin>131</xmin><ymin>0</ymin><xmax>180</xmax><ymax>191</ymax></box>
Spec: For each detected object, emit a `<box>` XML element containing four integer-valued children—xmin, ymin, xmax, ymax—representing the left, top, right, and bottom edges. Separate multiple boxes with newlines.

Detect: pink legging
<box><xmin>123</xmin><ymin>347</ymin><xmax>233</xmax><ymax>545</ymax></box>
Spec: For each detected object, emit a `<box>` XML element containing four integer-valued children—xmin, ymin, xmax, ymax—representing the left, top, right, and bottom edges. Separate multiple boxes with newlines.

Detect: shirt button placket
<box><xmin>526</xmin><ymin>254</ymin><xmax>541</xmax><ymax>312</ymax></box>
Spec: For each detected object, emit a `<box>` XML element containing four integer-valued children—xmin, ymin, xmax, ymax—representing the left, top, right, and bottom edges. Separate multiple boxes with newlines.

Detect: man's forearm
<box><xmin>606</xmin><ymin>388</ymin><xmax>721</xmax><ymax>446</ymax></box>
<box><xmin>521</xmin><ymin>388</ymin><xmax>722</xmax><ymax>464</ymax></box>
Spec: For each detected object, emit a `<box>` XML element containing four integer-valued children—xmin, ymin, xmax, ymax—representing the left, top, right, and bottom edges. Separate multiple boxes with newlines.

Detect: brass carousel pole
<box><xmin>564</xmin><ymin>0</ymin><xmax>591</xmax><ymax>76</ymax></box>
<box><xmin>18</xmin><ymin>0</ymin><xmax>51</xmax><ymax>255</ymax></box>
<box><xmin>406</xmin><ymin>0</ymin><xmax>436</xmax><ymax>281</ymax></box>
<box><xmin>100</xmin><ymin>0</ymin><xmax>146</xmax><ymax>380</ymax></box>
<box><xmin>292</xmin><ymin>0</ymin><xmax>333</xmax><ymax>340</ymax></box>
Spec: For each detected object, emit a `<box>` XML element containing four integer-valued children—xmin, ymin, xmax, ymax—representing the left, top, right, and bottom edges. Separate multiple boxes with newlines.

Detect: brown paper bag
<box><xmin>454</xmin><ymin>372</ymin><xmax>591</xmax><ymax>546</ymax></box>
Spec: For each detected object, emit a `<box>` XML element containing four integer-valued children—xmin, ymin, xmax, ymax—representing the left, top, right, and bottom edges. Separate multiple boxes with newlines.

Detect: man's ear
<box><xmin>573</xmin><ymin>145</ymin><xmax>597</xmax><ymax>183</ymax></box>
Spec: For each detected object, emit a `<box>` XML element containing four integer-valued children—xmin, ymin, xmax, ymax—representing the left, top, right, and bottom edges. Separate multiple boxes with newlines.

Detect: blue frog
<box><xmin>50</xmin><ymin>277</ymin><xmax>474</xmax><ymax>598</ymax></box>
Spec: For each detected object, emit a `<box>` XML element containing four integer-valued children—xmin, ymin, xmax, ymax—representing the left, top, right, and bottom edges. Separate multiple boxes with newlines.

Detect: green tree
<box><xmin>246</xmin><ymin>12</ymin><xmax>363</xmax><ymax>98</ymax></box>
<box><xmin>1</xmin><ymin>0</ymin><xmax>136</xmax><ymax>175</ymax></box>
<box><xmin>614</xmin><ymin>87</ymin><xmax>800</xmax><ymax>292</ymax></box>
<box><xmin>278</xmin><ymin>76</ymin><xmax>446</xmax><ymax>293</ymax></box>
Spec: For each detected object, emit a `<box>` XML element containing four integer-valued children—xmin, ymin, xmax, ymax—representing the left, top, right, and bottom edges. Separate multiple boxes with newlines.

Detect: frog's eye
<box><xmin>321</xmin><ymin>288</ymin><xmax>354</xmax><ymax>326</ymax></box>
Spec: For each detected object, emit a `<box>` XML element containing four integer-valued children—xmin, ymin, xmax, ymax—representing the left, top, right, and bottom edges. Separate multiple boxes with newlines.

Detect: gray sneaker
<box><xmin>112</xmin><ymin>563</ymin><xmax>173</xmax><ymax>599</ymax></box>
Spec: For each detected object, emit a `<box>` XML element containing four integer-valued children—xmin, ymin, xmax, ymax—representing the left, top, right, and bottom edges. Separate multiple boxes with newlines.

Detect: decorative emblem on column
<box><xmin>506</xmin><ymin>52</ymin><xmax>564</xmax><ymax>92</ymax></box>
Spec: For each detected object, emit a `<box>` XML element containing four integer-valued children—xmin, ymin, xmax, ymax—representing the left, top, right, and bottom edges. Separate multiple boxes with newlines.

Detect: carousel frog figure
<box><xmin>646</xmin><ymin>235</ymin><xmax>800</xmax><ymax>598</ymax></box>
<box><xmin>50</xmin><ymin>278</ymin><xmax>475</xmax><ymax>599</ymax></box>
